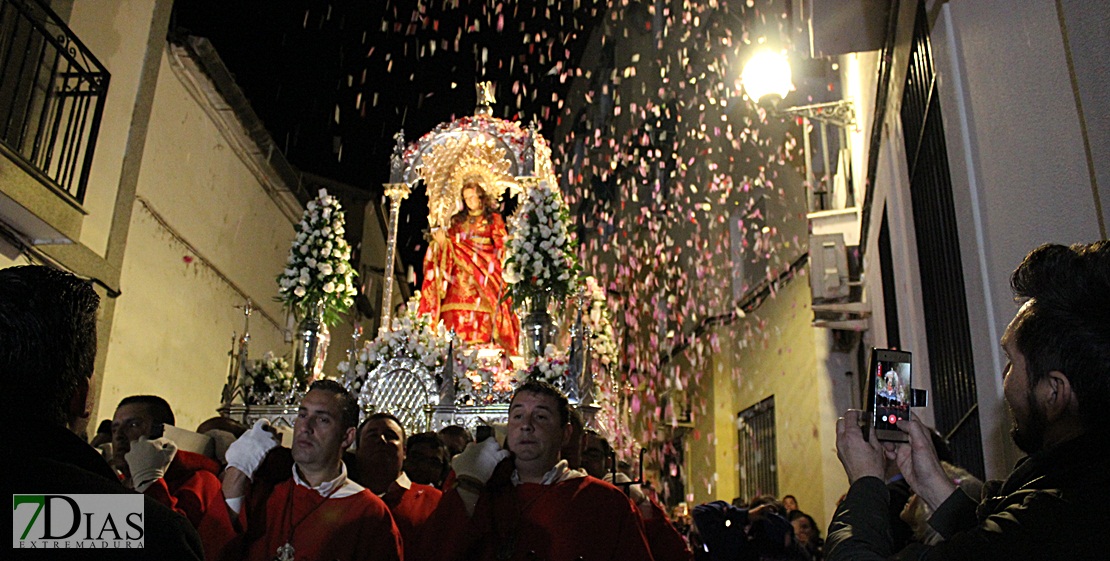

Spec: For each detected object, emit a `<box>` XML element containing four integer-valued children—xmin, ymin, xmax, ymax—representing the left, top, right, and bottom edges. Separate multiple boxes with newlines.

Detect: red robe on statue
<box><xmin>419</xmin><ymin>212</ymin><xmax>520</xmax><ymax>353</ymax></box>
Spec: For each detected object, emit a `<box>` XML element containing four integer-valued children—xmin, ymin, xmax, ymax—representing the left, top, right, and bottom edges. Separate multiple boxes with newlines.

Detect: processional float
<box><xmin>348</xmin><ymin>82</ymin><xmax>603</xmax><ymax>435</ymax></box>
<box><xmin>217</xmin><ymin>83</ymin><xmax>616</xmax><ymax>439</ymax></box>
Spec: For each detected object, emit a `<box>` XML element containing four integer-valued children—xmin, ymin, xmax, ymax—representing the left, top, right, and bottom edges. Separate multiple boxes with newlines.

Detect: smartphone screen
<box><xmin>866</xmin><ymin>348</ymin><xmax>912</xmax><ymax>442</ymax></box>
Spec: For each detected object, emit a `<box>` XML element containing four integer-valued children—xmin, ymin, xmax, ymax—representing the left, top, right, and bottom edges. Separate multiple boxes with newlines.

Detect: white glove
<box><xmin>224</xmin><ymin>419</ymin><xmax>280</xmax><ymax>479</ymax></box>
<box><xmin>452</xmin><ymin>437</ymin><xmax>510</xmax><ymax>487</ymax></box>
<box><xmin>126</xmin><ymin>436</ymin><xmax>177</xmax><ymax>492</ymax></box>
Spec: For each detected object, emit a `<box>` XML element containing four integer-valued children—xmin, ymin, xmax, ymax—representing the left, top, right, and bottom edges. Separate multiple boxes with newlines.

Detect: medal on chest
<box><xmin>274</xmin><ymin>542</ymin><xmax>295</xmax><ymax>561</ymax></box>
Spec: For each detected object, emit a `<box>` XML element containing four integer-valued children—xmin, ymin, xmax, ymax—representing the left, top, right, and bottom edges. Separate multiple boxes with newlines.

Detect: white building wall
<box><xmin>94</xmin><ymin>46</ymin><xmax>297</xmax><ymax>431</ymax></box>
<box><xmin>66</xmin><ymin>0</ymin><xmax>171</xmax><ymax>257</ymax></box>
<box><xmin>928</xmin><ymin>0</ymin><xmax>1107</xmax><ymax>477</ymax></box>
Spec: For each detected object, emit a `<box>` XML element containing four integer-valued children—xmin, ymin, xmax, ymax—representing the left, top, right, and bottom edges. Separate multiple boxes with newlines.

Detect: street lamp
<box><xmin>740</xmin><ymin>49</ymin><xmax>793</xmax><ymax>104</ymax></box>
<box><xmin>740</xmin><ymin>50</ymin><xmax>855</xmax><ymax>212</ymax></box>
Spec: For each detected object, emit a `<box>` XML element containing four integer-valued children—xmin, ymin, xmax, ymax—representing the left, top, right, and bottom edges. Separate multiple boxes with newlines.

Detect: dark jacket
<box><xmin>693</xmin><ymin>500</ymin><xmax>812</xmax><ymax>561</ymax></box>
<box><xmin>826</xmin><ymin>432</ymin><xmax>1110</xmax><ymax>560</ymax></box>
<box><xmin>5</xmin><ymin>424</ymin><xmax>204</xmax><ymax>560</ymax></box>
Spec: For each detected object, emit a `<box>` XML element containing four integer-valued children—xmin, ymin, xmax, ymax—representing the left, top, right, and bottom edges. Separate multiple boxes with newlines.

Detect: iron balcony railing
<box><xmin>0</xmin><ymin>0</ymin><xmax>109</xmax><ymax>205</ymax></box>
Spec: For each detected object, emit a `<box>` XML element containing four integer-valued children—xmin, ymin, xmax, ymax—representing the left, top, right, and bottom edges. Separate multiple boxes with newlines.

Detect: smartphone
<box><xmin>865</xmin><ymin>348</ymin><xmax>912</xmax><ymax>443</ymax></box>
<box><xmin>475</xmin><ymin>425</ymin><xmax>494</xmax><ymax>442</ymax></box>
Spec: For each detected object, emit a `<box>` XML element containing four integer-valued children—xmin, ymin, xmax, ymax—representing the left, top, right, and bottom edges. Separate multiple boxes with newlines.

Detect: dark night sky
<box><xmin>170</xmin><ymin>0</ymin><xmax>606</xmax><ymax>284</ymax></box>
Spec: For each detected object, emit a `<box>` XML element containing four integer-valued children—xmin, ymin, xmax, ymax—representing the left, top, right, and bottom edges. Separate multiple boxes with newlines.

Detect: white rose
<box><xmin>294</xmin><ymin>286</ymin><xmax>306</xmax><ymax>297</ymax></box>
<box><xmin>318</xmin><ymin>263</ymin><xmax>333</xmax><ymax>275</ymax></box>
<box><xmin>322</xmin><ymin>282</ymin><xmax>335</xmax><ymax>293</ymax></box>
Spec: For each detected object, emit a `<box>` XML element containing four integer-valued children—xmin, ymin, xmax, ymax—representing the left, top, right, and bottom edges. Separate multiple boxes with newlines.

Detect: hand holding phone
<box><xmin>864</xmin><ymin>348</ymin><xmax>913</xmax><ymax>443</ymax></box>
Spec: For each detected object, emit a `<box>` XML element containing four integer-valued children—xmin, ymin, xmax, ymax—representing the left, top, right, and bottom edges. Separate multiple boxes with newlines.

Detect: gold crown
<box><xmin>419</xmin><ymin>136</ymin><xmax>517</xmax><ymax>228</ymax></box>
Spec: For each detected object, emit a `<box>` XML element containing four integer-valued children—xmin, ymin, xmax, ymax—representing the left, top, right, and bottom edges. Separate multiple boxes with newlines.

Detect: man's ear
<box><xmin>342</xmin><ymin>426</ymin><xmax>357</xmax><ymax>451</ymax></box>
<box><xmin>68</xmin><ymin>376</ymin><xmax>91</xmax><ymax>423</ymax></box>
<box><xmin>1040</xmin><ymin>370</ymin><xmax>1077</xmax><ymax>420</ymax></box>
<box><xmin>561</xmin><ymin>423</ymin><xmax>573</xmax><ymax>448</ymax></box>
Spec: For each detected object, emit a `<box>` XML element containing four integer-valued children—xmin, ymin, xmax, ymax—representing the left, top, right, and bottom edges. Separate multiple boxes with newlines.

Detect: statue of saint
<box><xmin>418</xmin><ymin>176</ymin><xmax>520</xmax><ymax>353</ymax></box>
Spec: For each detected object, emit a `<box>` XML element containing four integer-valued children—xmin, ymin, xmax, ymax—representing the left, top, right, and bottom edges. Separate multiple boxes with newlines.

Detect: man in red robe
<box><xmin>355</xmin><ymin>413</ymin><xmax>442</xmax><ymax>557</ymax></box>
<box><xmin>581</xmin><ymin>431</ymin><xmax>693</xmax><ymax>561</ymax></box>
<box><xmin>111</xmin><ymin>396</ymin><xmax>236</xmax><ymax>561</ymax></box>
<box><xmin>415</xmin><ymin>380</ymin><xmax>654</xmax><ymax>561</ymax></box>
<box><xmin>221</xmin><ymin>380</ymin><xmax>402</xmax><ymax>561</ymax></box>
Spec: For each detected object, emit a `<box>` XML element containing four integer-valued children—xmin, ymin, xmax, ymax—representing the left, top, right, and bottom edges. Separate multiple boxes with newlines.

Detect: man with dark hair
<box><xmin>355</xmin><ymin>412</ymin><xmax>442</xmax><ymax>554</ymax></box>
<box><xmin>1</xmin><ymin>265</ymin><xmax>203</xmax><ymax>560</ymax></box>
<box><xmin>221</xmin><ymin>379</ymin><xmax>402</xmax><ymax>561</ymax></box>
<box><xmin>583</xmin><ymin>431</ymin><xmax>694</xmax><ymax>561</ymax></box>
<box><xmin>111</xmin><ymin>394</ymin><xmax>176</xmax><ymax>484</ymax></box>
<box><xmin>419</xmin><ymin>379</ymin><xmax>654</xmax><ymax>561</ymax></box>
<box><xmin>437</xmin><ymin>424</ymin><xmax>473</xmax><ymax>458</ymax></box>
<box><xmin>111</xmin><ymin>395</ymin><xmax>236</xmax><ymax>560</ymax></box>
<box><xmin>828</xmin><ymin>241</ymin><xmax>1110</xmax><ymax>559</ymax></box>
<box><xmin>404</xmin><ymin>431</ymin><xmax>449</xmax><ymax>488</ymax></box>
<box><xmin>559</xmin><ymin>406</ymin><xmax>586</xmax><ymax>469</ymax></box>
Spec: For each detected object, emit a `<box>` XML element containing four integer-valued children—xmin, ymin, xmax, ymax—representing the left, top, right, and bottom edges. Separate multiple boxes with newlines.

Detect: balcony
<box><xmin>0</xmin><ymin>0</ymin><xmax>109</xmax><ymax>244</ymax></box>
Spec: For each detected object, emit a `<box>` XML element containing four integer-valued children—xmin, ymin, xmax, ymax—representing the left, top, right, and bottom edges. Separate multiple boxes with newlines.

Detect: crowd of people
<box><xmin>4</xmin><ymin>240</ymin><xmax>1108</xmax><ymax>560</ymax></box>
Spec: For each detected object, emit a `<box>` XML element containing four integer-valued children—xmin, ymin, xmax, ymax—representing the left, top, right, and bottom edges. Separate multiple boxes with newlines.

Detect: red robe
<box><xmin>419</xmin><ymin>212</ymin><xmax>520</xmax><ymax>352</ymax></box>
<box><xmin>143</xmin><ymin>450</ymin><xmax>236</xmax><ymax>561</ymax></box>
<box><xmin>235</xmin><ymin>469</ymin><xmax>402</xmax><ymax>561</ymax></box>
<box><xmin>381</xmin><ymin>476</ymin><xmax>442</xmax><ymax>558</ymax></box>
<box><xmin>418</xmin><ymin>475</ymin><xmax>654</xmax><ymax>561</ymax></box>
<box><xmin>641</xmin><ymin>495</ymin><xmax>693</xmax><ymax>561</ymax></box>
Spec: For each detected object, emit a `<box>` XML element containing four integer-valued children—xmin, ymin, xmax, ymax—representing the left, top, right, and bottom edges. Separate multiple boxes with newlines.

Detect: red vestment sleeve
<box><xmin>144</xmin><ymin>451</ymin><xmax>237</xmax><ymax>561</ymax></box>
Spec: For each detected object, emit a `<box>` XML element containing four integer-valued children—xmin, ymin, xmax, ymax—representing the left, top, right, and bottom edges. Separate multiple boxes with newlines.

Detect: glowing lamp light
<box><xmin>741</xmin><ymin>50</ymin><xmax>794</xmax><ymax>103</ymax></box>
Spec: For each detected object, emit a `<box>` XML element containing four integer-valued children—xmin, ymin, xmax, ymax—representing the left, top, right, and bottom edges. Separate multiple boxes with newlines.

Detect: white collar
<box><xmin>292</xmin><ymin>461</ymin><xmax>365</xmax><ymax>498</ymax></box>
<box><xmin>377</xmin><ymin>472</ymin><xmax>412</xmax><ymax>498</ymax></box>
<box><xmin>395</xmin><ymin>472</ymin><xmax>412</xmax><ymax>490</ymax></box>
<box><xmin>511</xmin><ymin>459</ymin><xmax>588</xmax><ymax>486</ymax></box>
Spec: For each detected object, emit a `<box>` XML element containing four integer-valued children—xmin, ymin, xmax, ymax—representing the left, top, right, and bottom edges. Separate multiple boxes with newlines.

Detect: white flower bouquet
<box><xmin>338</xmin><ymin>294</ymin><xmax>463</xmax><ymax>393</ymax></box>
<box><xmin>277</xmin><ymin>189</ymin><xmax>358</xmax><ymax>326</ymax></box>
<box><xmin>521</xmin><ymin>344</ymin><xmax>571</xmax><ymax>386</ymax></box>
<box><xmin>503</xmin><ymin>180</ymin><xmax>580</xmax><ymax>302</ymax></box>
<box><xmin>241</xmin><ymin>351</ymin><xmax>299</xmax><ymax>405</ymax></box>
<box><xmin>584</xmin><ymin>276</ymin><xmax>619</xmax><ymax>369</ymax></box>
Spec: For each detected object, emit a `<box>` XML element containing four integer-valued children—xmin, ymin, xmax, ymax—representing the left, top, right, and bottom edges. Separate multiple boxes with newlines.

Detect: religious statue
<box><xmin>418</xmin><ymin>171</ymin><xmax>521</xmax><ymax>353</ymax></box>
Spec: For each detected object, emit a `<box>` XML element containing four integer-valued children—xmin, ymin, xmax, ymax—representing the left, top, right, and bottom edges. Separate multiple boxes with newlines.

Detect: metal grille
<box><xmin>0</xmin><ymin>0</ymin><xmax>109</xmax><ymax>204</ymax></box>
<box><xmin>899</xmin><ymin>0</ymin><xmax>985</xmax><ymax>479</ymax></box>
<box><xmin>359</xmin><ymin>357</ymin><xmax>438</xmax><ymax>434</ymax></box>
<box><xmin>737</xmin><ymin>396</ymin><xmax>777</xmax><ymax>502</ymax></box>
<box><xmin>879</xmin><ymin>208</ymin><xmax>901</xmax><ymax>349</ymax></box>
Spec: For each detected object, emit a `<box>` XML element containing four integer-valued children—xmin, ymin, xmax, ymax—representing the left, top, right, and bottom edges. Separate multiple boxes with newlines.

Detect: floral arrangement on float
<box><xmin>457</xmin><ymin>357</ymin><xmax>520</xmax><ymax>406</ymax></box>
<box><xmin>583</xmin><ymin>276</ymin><xmax>619</xmax><ymax>370</ymax></box>
<box><xmin>276</xmin><ymin>189</ymin><xmax>358</xmax><ymax>326</ymax></box>
<box><xmin>276</xmin><ymin>188</ymin><xmax>358</xmax><ymax>380</ymax></box>
<box><xmin>338</xmin><ymin>293</ymin><xmax>464</xmax><ymax>393</ymax></box>
<box><xmin>240</xmin><ymin>351</ymin><xmax>301</xmax><ymax>405</ymax></box>
<box><xmin>503</xmin><ymin>180</ymin><xmax>579</xmax><ymax>303</ymax></box>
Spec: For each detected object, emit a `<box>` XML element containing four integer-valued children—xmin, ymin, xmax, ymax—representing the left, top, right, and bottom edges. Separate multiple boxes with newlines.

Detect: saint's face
<box><xmin>462</xmin><ymin>185</ymin><xmax>483</xmax><ymax>212</ymax></box>
<box><xmin>293</xmin><ymin>389</ymin><xmax>353</xmax><ymax>471</ymax></box>
<box><xmin>507</xmin><ymin>391</ymin><xmax>569</xmax><ymax>469</ymax></box>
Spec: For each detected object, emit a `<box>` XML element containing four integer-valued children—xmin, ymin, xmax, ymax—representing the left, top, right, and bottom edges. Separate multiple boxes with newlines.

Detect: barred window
<box><xmin>737</xmin><ymin>396</ymin><xmax>777</xmax><ymax>503</ymax></box>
